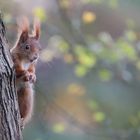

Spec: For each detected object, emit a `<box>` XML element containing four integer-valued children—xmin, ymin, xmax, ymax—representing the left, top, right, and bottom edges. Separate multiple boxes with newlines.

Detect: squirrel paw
<box><xmin>22</xmin><ymin>71</ymin><xmax>36</xmax><ymax>83</ymax></box>
<box><xmin>23</xmin><ymin>71</ymin><xmax>31</xmax><ymax>82</ymax></box>
<box><xmin>29</xmin><ymin>73</ymin><xmax>36</xmax><ymax>83</ymax></box>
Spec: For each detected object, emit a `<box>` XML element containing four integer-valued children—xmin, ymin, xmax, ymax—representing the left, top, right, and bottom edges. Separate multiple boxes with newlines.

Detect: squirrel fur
<box><xmin>10</xmin><ymin>17</ymin><xmax>41</xmax><ymax>128</ymax></box>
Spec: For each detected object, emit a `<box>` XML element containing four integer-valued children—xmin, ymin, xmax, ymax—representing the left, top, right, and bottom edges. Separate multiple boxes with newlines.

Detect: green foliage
<box><xmin>58</xmin><ymin>39</ymin><xmax>69</xmax><ymax>53</ymax></box>
<box><xmin>117</xmin><ymin>39</ymin><xmax>137</xmax><ymax>60</ymax></box>
<box><xmin>98</xmin><ymin>69</ymin><xmax>112</xmax><ymax>81</ymax></box>
<box><xmin>75</xmin><ymin>64</ymin><xmax>87</xmax><ymax>77</ymax></box>
<box><xmin>52</xmin><ymin>123</ymin><xmax>65</xmax><ymax>133</ymax></box>
<box><xmin>33</xmin><ymin>7</ymin><xmax>46</xmax><ymax>22</ymax></box>
<box><xmin>58</xmin><ymin>29</ymin><xmax>138</xmax><ymax>80</ymax></box>
<box><xmin>74</xmin><ymin>45</ymin><xmax>96</xmax><ymax>68</ymax></box>
<box><xmin>94</xmin><ymin>112</ymin><xmax>106</xmax><ymax>122</ymax></box>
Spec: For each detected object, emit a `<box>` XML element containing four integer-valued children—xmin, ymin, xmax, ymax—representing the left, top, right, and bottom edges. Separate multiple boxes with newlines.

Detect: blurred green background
<box><xmin>2</xmin><ymin>0</ymin><xmax>140</xmax><ymax>139</ymax></box>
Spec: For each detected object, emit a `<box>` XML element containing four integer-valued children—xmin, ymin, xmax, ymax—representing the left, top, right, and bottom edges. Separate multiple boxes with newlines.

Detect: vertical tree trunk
<box><xmin>0</xmin><ymin>14</ymin><xmax>22</xmax><ymax>140</ymax></box>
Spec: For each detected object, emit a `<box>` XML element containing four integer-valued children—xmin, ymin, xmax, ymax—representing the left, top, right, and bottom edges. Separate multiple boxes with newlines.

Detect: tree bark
<box><xmin>0</xmin><ymin>14</ymin><xmax>22</xmax><ymax>140</ymax></box>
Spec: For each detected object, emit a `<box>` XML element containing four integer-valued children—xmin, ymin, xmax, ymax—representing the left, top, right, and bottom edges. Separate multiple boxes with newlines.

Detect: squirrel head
<box><xmin>16</xmin><ymin>17</ymin><xmax>41</xmax><ymax>63</ymax></box>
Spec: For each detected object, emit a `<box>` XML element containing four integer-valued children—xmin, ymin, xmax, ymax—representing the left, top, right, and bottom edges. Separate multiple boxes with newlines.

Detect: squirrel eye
<box><xmin>25</xmin><ymin>44</ymin><xmax>30</xmax><ymax>50</ymax></box>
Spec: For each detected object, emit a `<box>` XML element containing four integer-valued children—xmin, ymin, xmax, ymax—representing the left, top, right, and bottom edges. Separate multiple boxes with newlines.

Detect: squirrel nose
<box><xmin>32</xmin><ymin>53</ymin><xmax>38</xmax><ymax>60</ymax></box>
<box><xmin>33</xmin><ymin>55</ymin><xmax>38</xmax><ymax>60</ymax></box>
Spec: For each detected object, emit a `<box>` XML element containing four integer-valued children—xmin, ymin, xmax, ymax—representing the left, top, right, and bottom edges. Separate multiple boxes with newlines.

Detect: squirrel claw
<box><xmin>22</xmin><ymin>71</ymin><xmax>36</xmax><ymax>83</ymax></box>
<box><xmin>23</xmin><ymin>71</ymin><xmax>30</xmax><ymax>82</ymax></box>
<box><xmin>29</xmin><ymin>73</ymin><xmax>36</xmax><ymax>83</ymax></box>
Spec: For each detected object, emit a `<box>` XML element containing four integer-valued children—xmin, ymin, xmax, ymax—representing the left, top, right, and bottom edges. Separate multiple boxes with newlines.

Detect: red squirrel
<box><xmin>10</xmin><ymin>17</ymin><xmax>41</xmax><ymax>128</ymax></box>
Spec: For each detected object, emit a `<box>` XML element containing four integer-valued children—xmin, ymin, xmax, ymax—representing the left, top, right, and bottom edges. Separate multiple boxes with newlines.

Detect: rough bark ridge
<box><xmin>0</xmin><ymin>14</ymin><xmax>22</xmax><ymax>140</ymax></box>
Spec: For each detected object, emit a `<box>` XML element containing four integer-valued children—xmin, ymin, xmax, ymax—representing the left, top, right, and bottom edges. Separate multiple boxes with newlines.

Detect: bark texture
<box><xmin>0</xmin><ymin>15</ymin><xmax>22</xmax><ymax>140</ymax></box>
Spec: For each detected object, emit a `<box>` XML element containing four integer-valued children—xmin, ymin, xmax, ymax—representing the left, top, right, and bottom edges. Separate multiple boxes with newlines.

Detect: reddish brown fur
<box><xmin>33</xmin><ymin>18</ymin><xmax>40</xmax><ymax>40</ymax></box>
<box><xmin>11</xmin><ymin>17</ymin><xmax>41</xmax><ymax>128</ymax></box>
<box><xmin>18</xmin><ymin>84</ymin><xmax>34</xmax><ymax>125</ymax></box>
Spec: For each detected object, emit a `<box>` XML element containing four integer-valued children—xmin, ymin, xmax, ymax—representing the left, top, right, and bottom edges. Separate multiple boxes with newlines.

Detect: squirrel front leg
<box><xmin>13</xmin><ymin>57</ymin><xmax>30</xmax><ymax>82</ymax></box>
<box><xmin>28</xmin><ymin>63</ymin><xmax>36</xmax><ymax>83</ymax></box>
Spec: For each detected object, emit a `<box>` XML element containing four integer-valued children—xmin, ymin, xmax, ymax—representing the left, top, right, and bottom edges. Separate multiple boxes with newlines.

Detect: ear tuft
<box><xmin>17</xmin><ymin>16</ymin><xmax>29</xmax><ymax>43</ymax></box>
<box><xmin>17</xmin><ymin>16</ymin><xmax>29</xmax><ymax>34</ymax></box>
<box><xmin>33</xmin><ymin>17</ymin><xmax>40</xmax><ymax>40</ymax></box>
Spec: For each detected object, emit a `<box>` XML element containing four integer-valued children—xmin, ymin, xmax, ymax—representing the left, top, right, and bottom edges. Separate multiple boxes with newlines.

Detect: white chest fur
<box><xmin>22</xmin><ymin>61</ymin><xmax>30</xmax><ymax>70</ymax></box>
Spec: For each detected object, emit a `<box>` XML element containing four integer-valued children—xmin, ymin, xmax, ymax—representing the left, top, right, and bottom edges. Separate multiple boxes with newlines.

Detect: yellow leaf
<box><xmin>93</xmin><ymin>112</ymin><xmax>105</xmax><ymax>122</ymax></box>
<box><xmin>75</xmin><ymin>65</ymin><xmax>87</xmax><ymax>77</ymax></box>
<box><xmin>33</xmin><ymin>7</ymin><xmax>46</xmax><ymax>21</ymax></box>
<box><xmin>52</xmin><ymin>123</ymin><xmax>65</xmax><ymax>133</ymax></box>
<box><xmin>67</xmin><ymin>83</ymin><xmax>85</xmax><ymax>96</ymax></box>
<box><xmin>78</xmin><ymin>54</ymin><xmax>96</xmax><ymax>68</ymax></box>
<box><xmin>82</xmin><ymin>11</ymin><xmax>96</xmax><ymax>24</ymax></box>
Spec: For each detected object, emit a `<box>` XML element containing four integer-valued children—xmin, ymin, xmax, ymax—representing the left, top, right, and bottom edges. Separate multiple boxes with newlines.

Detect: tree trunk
<box><xmin>0</xmin><ymin>14</ymin><xmax>22</xmax><ymax>140</ymax></box>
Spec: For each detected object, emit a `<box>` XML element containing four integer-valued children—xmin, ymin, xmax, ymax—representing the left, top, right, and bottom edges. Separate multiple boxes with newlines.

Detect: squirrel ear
<box><xmin>33</xmin><ymin>18</ymin><xmax>40</xmax><ymax>40</ymax></box>
<box><xmin>17</xmin><ymin>16</ymin><xmax>29</xmax><ymax>43</ymax></box>
<box><xmin>19</xmin><ymin>31</ymin><xmax>28</xmax><ymax>43</ymax></box>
